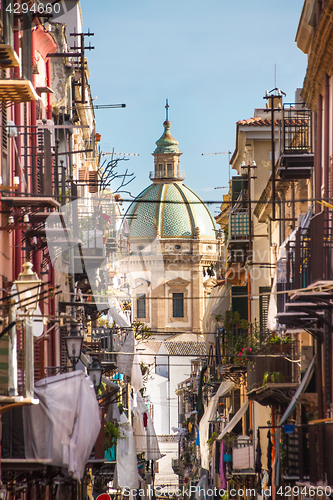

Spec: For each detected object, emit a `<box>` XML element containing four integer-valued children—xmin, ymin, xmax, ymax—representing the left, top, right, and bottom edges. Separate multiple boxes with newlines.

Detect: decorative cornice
<box><xmin>302</xmin><ymin>0</ymin><xmax>333</xmax><ymax>110</ymax></box>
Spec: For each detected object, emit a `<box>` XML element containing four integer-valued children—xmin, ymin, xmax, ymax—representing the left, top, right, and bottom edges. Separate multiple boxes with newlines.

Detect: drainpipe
<box><xmin>46</xmin><ymin>60</ymin><xmax>52</xmax><ymax>120</ymax></box>
<box><xmin>31</xmin><ymin>27</ymin><xmax>37</xmax><ymax>194</ymax></box>
<box><xmin>168</xmin><ymin>355</ymin><xmax>171</xmax><ymax>434</ymax></box>
<box><xmin>316</xmin><ymin>95</ymin><xmax>322</xmax><ymax>214</ymax></box>
<box><xmin>290</xmin><ymin>183</ymin><xmax>295</xmax><ymax>231</ymax></box>
<box><xmin>324</xmin><ymin>74</ymin><xmax>329</xmax><ymax>207</ymax></box>
<box><xmin>14</xmin><ymin>25</ymin><xmax>21</xmax><ymax>281</ymax></box>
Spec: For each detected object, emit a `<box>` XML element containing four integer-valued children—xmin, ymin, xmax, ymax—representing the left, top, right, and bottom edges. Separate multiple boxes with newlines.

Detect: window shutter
<box><xmin>89</xmin><ymin>170</ymin><xmax>98</xmax><ymax>193</ymax></box>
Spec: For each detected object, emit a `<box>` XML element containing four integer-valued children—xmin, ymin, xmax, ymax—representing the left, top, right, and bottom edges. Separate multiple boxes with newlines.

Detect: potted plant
<box><xmin>269</xmin><ymin>334</ymin><xmax>293</xmax><ymax>354</ymax></box>
<box><xmin>263</xmin><ymin>371</ymin><xmax>285</xmax><ymax>386</ymax></box>
<box><xmin>222</xmin><ymin>433</ymin><xmax>236</xmax><ymax>462</ymax></box>
<box><xmin>207</xmin><ymin>431</ymin><xmax>218</xmax><ymax>452</ymax></box>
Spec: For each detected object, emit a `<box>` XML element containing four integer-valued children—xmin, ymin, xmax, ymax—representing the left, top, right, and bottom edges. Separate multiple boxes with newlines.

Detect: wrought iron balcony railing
<box><xmin>278</xmin><ymin>104</ymin><xmax>314</xmax><ymax>180</ymax></box>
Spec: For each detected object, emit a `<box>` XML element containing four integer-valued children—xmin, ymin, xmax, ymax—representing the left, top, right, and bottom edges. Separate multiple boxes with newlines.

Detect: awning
<box><xmin>279</xmin><ymin>356</ymin><xmax>315</xmax><ymax>425</ymax></box>
<box><xmin>217</xmin><ymin>400</ymin><xmax>249</xmax><ymax>441</ymax></box>
<box><xmin>199</xmin><ymin>381</ymin><xmax>235</xmax><ymax>470</ymax></box>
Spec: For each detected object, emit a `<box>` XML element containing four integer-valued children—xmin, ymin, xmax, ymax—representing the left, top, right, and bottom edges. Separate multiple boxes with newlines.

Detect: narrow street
<box><xmin>0</xmin><ymin>1</ymin><xmax>331</xmax><ymax>499</ymax></box>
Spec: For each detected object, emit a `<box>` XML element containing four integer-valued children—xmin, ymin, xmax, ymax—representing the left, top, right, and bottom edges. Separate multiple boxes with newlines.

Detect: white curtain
<box><xmin>199</xmin><ymin>381</ymin><xmax>235</xmax><ymax>469</ymax></box>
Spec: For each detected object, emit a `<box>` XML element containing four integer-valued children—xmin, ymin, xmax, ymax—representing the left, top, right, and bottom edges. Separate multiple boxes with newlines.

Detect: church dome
<box><xmin>125</xmin><ymin>104</ymin><xmax>217</xmax><ymax>240</ymax></box>
<box><xmin>126</xmin><ymin>182</ymin><xmax>217</xmax><ymax>239</ymax></box>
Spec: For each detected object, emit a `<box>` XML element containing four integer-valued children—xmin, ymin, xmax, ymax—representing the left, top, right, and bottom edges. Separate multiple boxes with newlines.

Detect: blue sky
<box><xmin>80</xmin><ymin>0</ymin><xmax>307</xmax><ymax>215</ymax></box>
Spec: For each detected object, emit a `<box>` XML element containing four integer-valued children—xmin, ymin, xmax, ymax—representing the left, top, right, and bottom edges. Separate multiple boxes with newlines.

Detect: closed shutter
<box><xmin>259</xmin><ymin>286</ymin><xmax>271</xmax><ymax>339</ymax></box>
<box><xmin>88</xmin><ymin>170</ymin><xmax>98</xmax><ymax>193</ymax></box>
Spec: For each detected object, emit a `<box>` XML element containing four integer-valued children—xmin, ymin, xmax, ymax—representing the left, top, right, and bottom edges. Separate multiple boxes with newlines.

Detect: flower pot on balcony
<box><xmin>223</xmin><ymin>453</ymin><xmax>232</xmax><ymax>463</ymax></box>
<box><xmin>270</xmin><ymin>344</ymin><xmax>292</xmax><ymax>355</ymax></box>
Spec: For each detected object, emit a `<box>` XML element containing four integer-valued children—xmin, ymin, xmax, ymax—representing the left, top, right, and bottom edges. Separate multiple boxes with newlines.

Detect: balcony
<box><xmin>227</xmin><ymin>209</ymin><xmax>249</xmax><ymax>251</ymax></box>
<box><xmin>247</xmin><ymin>344</ymin><xmax>299</xmax><ymax>406</ymax></box>
<box><xmin>284</xmin><ymin>211</ymin><xmax>333</xmax><ymax>292</ymax></box>
<box><xmin>0</xmin><ymin>79</ymin><xmax>39</xmax><ymax>102</ymax></box>
<box><xmin>172</xmin><ymin>458</ymin><xmax>182</xmax><ymax>475</ymax></box>
<box><xmin>278</xmin><ymin>105</ymin><xmax>314</xmax><ymax>180</ymax></box>
<box><xmin>283</xmin><ymin>422</ymin><xmax>333</xmax><ymax>487</ymax></box>
<box><xmin>0</xmin><ymin>44</ymin><xmax>20</xmax><ymax>67</ymax></box>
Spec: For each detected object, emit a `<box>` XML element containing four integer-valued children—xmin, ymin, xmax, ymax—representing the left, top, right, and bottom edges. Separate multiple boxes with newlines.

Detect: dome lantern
<box><xmin>150</xmin><ymin>100</ymin><xmax>185</xmax><ymax>182</ymax></box>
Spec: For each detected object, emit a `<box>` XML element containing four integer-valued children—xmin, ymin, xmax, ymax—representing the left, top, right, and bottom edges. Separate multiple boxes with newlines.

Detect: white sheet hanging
<box><xmin>117</xmin><ymin>414</ymin><xmax>139</xmax><ymax>488</ymax></box>
<box><xmin>117</xmin><ymin>330</ymin><xmax>135</xmax><ymax>377</ymax></box>
<box><xmin>131</xmin><ymin>352</ymin><xmax>144</xmax><ymax>393</ymax></box>
<box><xmin>135</xmin><ymin>392</ymin><xmax>162</xmax><ymax>460</ymax></box>
<box><xmin>199</xmin><ymin>380</ymin><xmax>234</xmax><ymax>470</ymax></box>
<box><xmin>23</xmin><ymin>371</ymin><xmax>101</xmax><ymax>480</ymax></box>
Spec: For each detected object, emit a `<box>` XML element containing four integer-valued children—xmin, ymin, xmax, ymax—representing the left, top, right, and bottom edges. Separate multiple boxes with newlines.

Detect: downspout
<box><xmin>46</xmin><ymin>60</ymin><xmax>52</xmax><ymax>120</ymax></box>
<box><xmin>315</xmin><ymin>94</ymin><xmax>322</xmax><ymax>214</ymax></box>
<box><xmin>14</xmin><ymin>26</ymin><xmax>21</xmax><ymax>280</ymax></box>
<box><xmin>31</xmin><ymin>27</ymin><xmax>37</xmax><ymax>194</ymax></box>
<box><xmin>324</xmin><ymin>74</ymin><xmax>329</xmax><ymax>207</ymax></box>
<box><xmin>290</xmin><ymin>183</ymin><xmax>295</xmax><ymax>231</ymax></box>
<box><xmin>168</xmin><ymin>355</ymin><xmax>171</xmax><ymax>434</ymax></box>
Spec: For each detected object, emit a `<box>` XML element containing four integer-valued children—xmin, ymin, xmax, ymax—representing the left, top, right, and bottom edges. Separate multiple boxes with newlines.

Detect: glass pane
<box><xmin>137</xmin><ymin>294</ymin><xmax>146</xmax><ymax>318</ymax></box>
<box><xmin>172</xmin><ymin>292</ymin><xmax>184</xmax><ymax>317</ymax></box>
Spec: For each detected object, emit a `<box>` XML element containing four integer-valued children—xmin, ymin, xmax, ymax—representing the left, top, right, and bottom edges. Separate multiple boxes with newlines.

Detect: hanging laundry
<box><xmin>267</xmin><ymin>429</ymin><xmax>273</xmax><ymax>488</ymax></box>
<box><xmin>117</xmin><ymin>414</ymin><xmax>139</xmax><ymax>489</ymax></box>
<box><xmin>219</xmin><ymin>441</ymin><xmax>227</xmax><ymax>490</ymax></box>
<box><xmin>255</xmin><ymin>428</ymin><xmax>262</xmax><ymax>474</ymax></box>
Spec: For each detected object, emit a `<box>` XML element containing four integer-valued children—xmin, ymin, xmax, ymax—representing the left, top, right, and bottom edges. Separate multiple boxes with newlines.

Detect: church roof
<box><xmin>126</xmin><ymin>182</ymin><xmax>217</xmax><ymax>239</ymax></box>
<box><xmin>164</xmin><ymin>341</ymin><xmax>206</xmax><ymax>356</ymax></box>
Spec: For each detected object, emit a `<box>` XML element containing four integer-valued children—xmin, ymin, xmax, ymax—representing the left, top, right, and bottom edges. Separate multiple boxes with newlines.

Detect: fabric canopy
<box><xmin>199</xmin><ymin>380</ymin><xmax>234</xmax><ymax>470</ymax></box>
<box><xmin>217</xmin><ymin>400</ymin><xmax>249</xmax><ymax>441</ymax></box>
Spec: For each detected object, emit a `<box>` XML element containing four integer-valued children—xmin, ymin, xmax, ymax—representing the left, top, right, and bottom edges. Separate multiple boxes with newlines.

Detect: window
<box><xmin>158</xmin><ymin>164</ymin><xmax>163</xmax><ymax>177</ymax></box>
<box><xmin>167</xmin><ymin>163</ymin><xmax>173</xmax><ymax>177</ymax></box>
<box><xmin>137</xmin><ymin>294</ymin><xmax>146</xmax><ymax>318</ymax></box>
<box><xmin>172</xmin><ymin>293</ymin><xmax>184</xmax><ymax>318</ymax></box>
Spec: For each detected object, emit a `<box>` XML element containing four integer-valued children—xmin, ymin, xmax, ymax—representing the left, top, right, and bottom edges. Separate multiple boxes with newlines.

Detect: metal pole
<box><xmin>271</xmin><ymin>97</ymin><xmax>276</xmax><ymax>221</ymax></box>
<box><xmin>54</xmin><ymin>138</ymin><xmax>60</xmax><ymax>198</ymax></box>
<box><xmin>8</xmin><ymin>303</ymin><xmax>17</xmax><ymax>396</ymax></box>
<box><xmin>25</xmin><ymin>314</ymin><xmax>34</xmax><ymax>398</ymax></box>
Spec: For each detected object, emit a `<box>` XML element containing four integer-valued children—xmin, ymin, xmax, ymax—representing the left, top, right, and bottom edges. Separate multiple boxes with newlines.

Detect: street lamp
<box><xmin>88</xmin><ymin>357</ymin><xmax>103</xmax><ymax>388</ymax></box>
<box><xmin>64</xmin><ymin>323</ymin><xmax>84</xmax><ymax>371</ymax></box>
<box><xmin>14</xmin><ymin>262</ymin><xmax>42</xmax><ymax>311</ymax></box>
<box><xmin>14</xmin><ymin>262</ymin><xmax>42</xmax><ymax>398</ymax></box>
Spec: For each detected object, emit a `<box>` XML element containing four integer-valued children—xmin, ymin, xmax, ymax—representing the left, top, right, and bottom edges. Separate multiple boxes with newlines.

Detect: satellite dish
<box><xmin>33</xmin><ymin>306</ymin><xmax>44</xmax><ymax>338</ymax></box>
